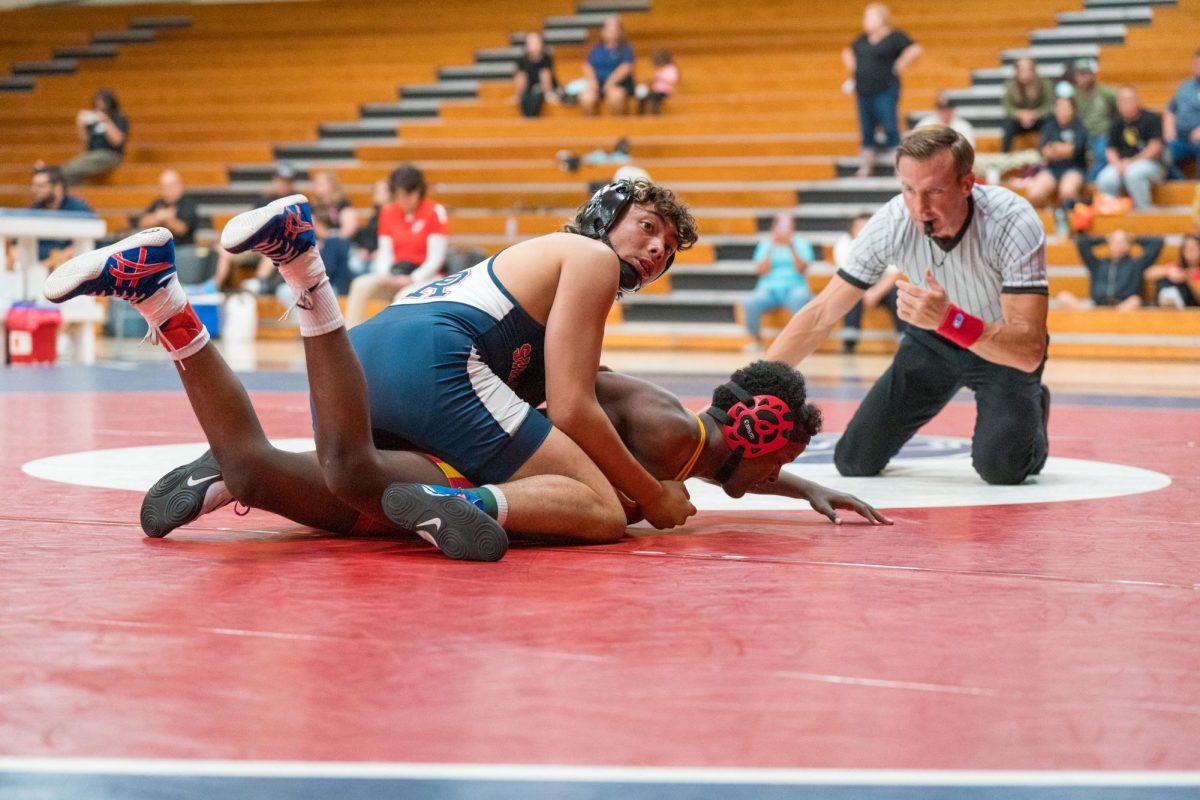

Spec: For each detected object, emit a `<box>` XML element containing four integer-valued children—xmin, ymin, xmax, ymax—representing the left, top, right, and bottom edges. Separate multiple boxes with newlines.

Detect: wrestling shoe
<box><xmin>221</xmin><ymin>193</ymin><xmax>318</xmax><ymax>270</ymax></box>
<box><xmin>43</xmin><ymin>227</ymin><xmax>175</xmax><ymax>304</ymax></box>
<box><xmin>140</xmin><ymin>449</ymin><xmax>234</xmax><ymax>538</ymax></box>
<box><xmin>382</xmin><ymin>483</ymin><xmax>509</xmax><ymax>562</ymax></box>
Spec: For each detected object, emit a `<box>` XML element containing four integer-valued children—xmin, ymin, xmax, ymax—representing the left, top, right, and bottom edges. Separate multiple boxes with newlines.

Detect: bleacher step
<box><xmin>53</xmin><ymin>44</ymin><xmax>120</xmax><ymax>60</ymax></box>
<box><xmin>401</xmin><ymin>81</ymin><xmax>479</xmax><ymax>100</ymax></box>
<box><xmin>91</xmin><ymin>29</ymin><xmax>156</xmax><ymax>44</ymax></box>
<box><xmin>1000</xmin><ymin>44</ymin><xmax>1101</xmax><ymax>65</ymax></box>
<box><xmin>1084</xmin><ymin>0</ymin><xmax>1174</xmax><ymax>8</ymax></box>
<box><xmin>1029</xmin><ymin>25</ymin><xmax>1127</xmax><ymax>46</ymax></box>
<box><xmin>579</xmin><ymin>0</ymin><xmax>651</xmax><ymax>11</ymax></box>
<box><xmin>1056</xmin><ymin>8</ymin><xmax>1152</xmax><ymax>25</ymax></box>
<box><xmin>274</xmin><ymin>142</ymin><xmax>357</xmax><ymax>162</ymax></box>
<box><xmin>511</xmin><ymin>29</ymin><xmax>587</xmax><ymax>46</ymax></box>
<box><xmin>11</xmin><ymin>59</ymin><xmax>77</xmax><ymax>75</ymax></box>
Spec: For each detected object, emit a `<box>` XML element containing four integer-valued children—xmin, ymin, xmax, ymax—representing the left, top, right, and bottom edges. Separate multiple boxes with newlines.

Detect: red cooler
<box><xmin>6</xmin><ymin>303</ymin><xmax>62</xmax><ymax>365</ymax></box>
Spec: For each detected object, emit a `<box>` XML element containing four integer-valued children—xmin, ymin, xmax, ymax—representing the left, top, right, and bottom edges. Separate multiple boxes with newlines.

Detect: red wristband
<box><xmin>936</xmin><ymin>304</ymin><xmax>984</xmax><ymax>348</ymax></box>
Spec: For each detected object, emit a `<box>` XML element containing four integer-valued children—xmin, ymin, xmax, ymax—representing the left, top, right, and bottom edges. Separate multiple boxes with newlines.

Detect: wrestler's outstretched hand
<box><xmin>805</xmin><ymin>484</ymin><xmax>892</xmax><ymax>526</ymax></box>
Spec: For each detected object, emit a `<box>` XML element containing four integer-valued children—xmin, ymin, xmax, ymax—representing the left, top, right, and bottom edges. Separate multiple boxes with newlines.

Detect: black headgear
<box><xmin>576</xmin><ymin>179</ymin><xmax>675</xmax><ymax>293</ymax></box>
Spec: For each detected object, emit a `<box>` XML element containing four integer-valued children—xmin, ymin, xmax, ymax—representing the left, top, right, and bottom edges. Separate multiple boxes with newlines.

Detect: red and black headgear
<box><xmin>705</xmin><ymin>380</ymin><xmax>806</xmax><ymax>484</ymax></box>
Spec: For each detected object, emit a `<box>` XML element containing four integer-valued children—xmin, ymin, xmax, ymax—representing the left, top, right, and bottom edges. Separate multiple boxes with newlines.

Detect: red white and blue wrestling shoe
<box><xmin>382</xmin><ymin>483</ymin><xmax>509</xmax><ymax>563</ymax></box>
<box><xmin>43</xmin><ymin>227</ymin><xmax>176</xmax><ymax>304</ymax></box>
<box><xmin>220</xmin><ymin>193</ymin><xmax>316</xmax><ymax>267</ymax></box>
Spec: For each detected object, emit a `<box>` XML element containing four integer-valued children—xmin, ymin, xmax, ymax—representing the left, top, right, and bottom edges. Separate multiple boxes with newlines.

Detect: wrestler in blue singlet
<box><xmin>347</xmin><ymin>255</ymin><xmax>550</xmax><ymax>485</ymax></box>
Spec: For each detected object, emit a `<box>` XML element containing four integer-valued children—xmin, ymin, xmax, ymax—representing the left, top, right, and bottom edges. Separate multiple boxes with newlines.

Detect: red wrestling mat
<box><xmin>1</xmin><ymin>390</ymin><xmax>1197</xmax><ymax>769</ymax></box>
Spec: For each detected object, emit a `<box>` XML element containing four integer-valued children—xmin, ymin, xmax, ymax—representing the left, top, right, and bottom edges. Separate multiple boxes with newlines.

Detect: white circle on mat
<box><xmin>22</xmin><ymin>434</ymin><xmax>1170</xmax><ymax>511</ymax></box>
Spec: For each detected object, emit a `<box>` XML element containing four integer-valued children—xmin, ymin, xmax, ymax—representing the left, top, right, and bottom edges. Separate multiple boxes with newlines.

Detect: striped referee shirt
<box><xmin>839</xmin><ymin>184</ymin><xmax>1047</xmax><ymax>323</ymax></box>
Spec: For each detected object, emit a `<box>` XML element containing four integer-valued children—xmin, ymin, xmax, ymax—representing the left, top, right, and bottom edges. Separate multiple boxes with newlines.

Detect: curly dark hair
<box><xmin>710</xmin><ymin>360</ymin><xmax>822</xmax><ymax>441</ymax></box>
<box><xmin>563</xmin><ymin>178</ymin><xmax>699</xmax><ymax>252</ymax></box>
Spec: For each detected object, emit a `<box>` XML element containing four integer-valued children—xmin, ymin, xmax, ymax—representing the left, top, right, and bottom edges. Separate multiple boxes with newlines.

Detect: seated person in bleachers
<box><xmin>1025</xmin><ymin>96</ymin><xmax>1088</xmax><ymax>214</ymax></box>
<box><xmin>637</xmin><ymin>49</ymin><xmax>679</xmax><ymax>116</ymax></box>
<box><xmin>1001</xmin><ymin>58</ymin><xmax>1054</xmax><ymax>153</ymax></box>
<box><xmin>1057</xmin><ymin>229</ymin><xmax>1165</xmax><ymax>311</ymax></box>
<box><xmin>308</xmin><ymin>170</ymin><xmax>358</xmax><ymax>295</ymax></box>
<box><xmin>345</xmin><ymin>164</ymin><xmax>448</xmax><ymax>327</ymax></box>
<box><xmin>1146</xmin><ymin>233</ymin><xmax>1200</xmax><ymax>308</ymax></box>
<box><xmin>1095</xmin><ymin>85</ymin><xmax>1166</xmax><ymax>210</ymax></box>
<box><xmin>29</xmin><ymin>165</ymin><xmax>94</xmax><ymax>266</ymax></box>
<box><xmin>579</xmin><ymin>16</ymin><xmax>635</xmax><ymax>117</ymax></box>
<box><xmin>351</xmin><ymin>178</ymin><xmax>391</xmax><ymax>272</ymax></box>
<box><xmin>513</xmin><ymin>31</ymin><xmax>560</xmax><ymax>118</ymax></box>
<box><xmin>135</xmin><ymin>169</ymin><xmax>200</xmax><ymax>247</ymax></box>
<box><xmin>835</xmin><ymin>214</ymin><xmax>905</xmax><ymax>354</ymax></box>
<box><xmin>1163</xmin><ymin>48</ymin><xmax>1200</xmax><ymax>177</ymax></box>
<box><xmin>61</xmin><ymin>89</ymin><xmax>129</xmax><ymax>186</ymax></box>
<box><xmin>741</xmin><ymin>212</ymin><xmax>814</xmax><ymax>352</ymax></box>
<box><xmin>309</xmin><ymin>170</ymin><xmax>358</xmax><ymax>241</ymax></box>
<box><xmin>214</xmin><ymin>163</ymin><xmax>300</xmax><ymax>291</ymax></box>
<box><xmin>1067</xmin><ymin>58</ymin><xmax>1117</xmax><ymax>182</ymax></box>
<box><xmin>914</xmin><ymin>92</ymin><xmax>975</xmax><ymax>147</ymax></box>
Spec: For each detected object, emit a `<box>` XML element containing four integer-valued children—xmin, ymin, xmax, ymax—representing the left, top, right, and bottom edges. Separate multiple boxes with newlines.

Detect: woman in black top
<box><xmin>842</xmin><ymin>3</ymin><xmax>922</xmax><ymax>177</ymax></box>
<box><xmin>513</xmin><ymin>31</ymin><xmax>559</xmax><ymax>118</ymax></box>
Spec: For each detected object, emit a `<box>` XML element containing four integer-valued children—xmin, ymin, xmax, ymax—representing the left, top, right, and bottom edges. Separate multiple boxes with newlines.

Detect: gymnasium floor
<box><xmin>1</xmin><ymin>342</ymin><xmax>1198</xmax><ymax>799</ymax></box>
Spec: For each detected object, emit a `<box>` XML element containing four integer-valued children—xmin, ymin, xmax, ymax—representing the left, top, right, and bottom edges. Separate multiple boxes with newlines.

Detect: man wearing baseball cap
<box><xmin>1066</xmin><ymin>58</ymin><xmax>1117</xmax><ymax>181</ymax></box>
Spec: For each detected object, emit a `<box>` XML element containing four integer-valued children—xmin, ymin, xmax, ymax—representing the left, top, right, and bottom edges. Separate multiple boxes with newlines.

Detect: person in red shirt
<box><xmin>345</xmin><ymin>164</ymin><xmax>448</xmax><ymax>326</ymax></box>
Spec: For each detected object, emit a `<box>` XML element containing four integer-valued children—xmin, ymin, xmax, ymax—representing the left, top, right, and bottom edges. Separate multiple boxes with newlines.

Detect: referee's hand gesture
<box><xmin>896</xmin><ymin>270</ymin><xmax>951</xmax><ymax>330</ymax></box>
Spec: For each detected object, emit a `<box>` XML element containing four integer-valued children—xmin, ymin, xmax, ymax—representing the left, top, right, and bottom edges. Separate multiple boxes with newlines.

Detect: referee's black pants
<box><xmin>834</xmin><ymin>328</ymin><xmax>1048</xmax><ymax>485</ymax></box>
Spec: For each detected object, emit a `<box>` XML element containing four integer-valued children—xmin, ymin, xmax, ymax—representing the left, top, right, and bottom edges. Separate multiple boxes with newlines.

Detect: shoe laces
<box><xmin>139</xmin><ymin>325</ymin><xmax>189</xmax><ymax>371</ymax></box>
<box><xmin>279</xmin><ymin>276</ymin><xmax>327</xmax><ymax>323</ymax></box>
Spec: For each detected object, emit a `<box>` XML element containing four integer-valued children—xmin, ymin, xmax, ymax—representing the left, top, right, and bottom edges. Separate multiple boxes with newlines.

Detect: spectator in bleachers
<box><xmin>1147</xmin><ymin>233</ymin><xmax>1200</xmax><ymax>308</ymax></box>
<box><xmin>914</xmin><ymin>91</ymin><xmax>975</xmax><ymax>147</ymax></box>
<box><xmin>637</xmin><ymin>49</ymin><xmax>679</xmax><ymax>116</ymax></box>
<box><xmin>1056</xmin><ymin>229</ymin><xmax>1164</xmax><ymax>311</ymax></box>
<box><xmin>310</xmin><ymin>170</ymin><xmax>358</xmax><ymax>241</ymax></box>
<box><xmin>29</xmin><ymin>165</ymin><xmax>94</xmax><ymax>266</ymax></box>
<box><xmin>1000</xmin><ymin>58</ymin><xmax>1054</xmax><ymax>153</ymax></box>
<box><xmin>513</xmin><ymin>31</ymin><xmax>560</xmax><ymax>118</ymax></box>
<box><xmin>345</xmin><ymin>164</ymin><xmax>448</xmax><ymax>327</ymax></box>
<box><xmin>579</xmin><ymin>16</ymin><xmax>635</xmax><ymax>116</ymax></box>
<box><xmin>351</xmin><ymin>178</ymin><xmax>392</xmax><ymax>272</ymax></box>
<box><xmin>261</xmin><ymin>163</ymin><xmax>298</xmax><ymax>204</ymax></box>
<box><xmin>843</xmin><ymin>3</ymin><xmax>922</xmax><ymax>177</ymax></box>
<box><xmin>1066</xmin><ymin>58</ymin><xmax>1117</xmax><ymax>181</ymax></box>
<box><xmin>135</xmin><ymin>169</ymin><xmax>200</xmax><ymax>247</ymax></box>
<box><xmin>835</xmin><ymin>214</ymin><xmax>905</xmax><ymax>354</ymax></box>
<box><xmin>1163</xmin><ymin>48</ymin><xmax>1200</xmax><ymax>177</ymax></box>
<box><xmin>1095</xmin><ymin>85</ymin><xmax>1166</xmax><ymax>210</ymax></box>
<box><xmin>213</xmin><ymin>164</ymin><xmax>300</xmax><ymax>292</ymax></box>
<box><xmin>1025</xmin><ymin>97</ymin><xmax>1088</xmax><ymax>218</ymax></box>
<box><xmin>741</xmin><ymin>212</ymin><xmax>814</xmax><ymax>352</ymax></box>
<box><xmin>61</xmin><ymin>89</ymin><xmax>129</xmax><ymax>186</ymax></box>
<box><xmin>308</xmin><ymin>170</ymin><xmax>358</xmax><ymax>295</ymax></box>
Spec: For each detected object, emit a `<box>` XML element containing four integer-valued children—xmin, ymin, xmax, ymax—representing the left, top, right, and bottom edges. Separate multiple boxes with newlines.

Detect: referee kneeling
<box><xmin>767</xmin><ymin>125</ymin><xmax>1049</xmax><ymax>485</ymax></box>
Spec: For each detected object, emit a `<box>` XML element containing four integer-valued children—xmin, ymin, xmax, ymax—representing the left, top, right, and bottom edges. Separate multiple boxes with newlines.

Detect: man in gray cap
<box><xmin>1067</xmin><ymin>58</ymin><xmax>1117</xmax><ymax>181</ymax></box>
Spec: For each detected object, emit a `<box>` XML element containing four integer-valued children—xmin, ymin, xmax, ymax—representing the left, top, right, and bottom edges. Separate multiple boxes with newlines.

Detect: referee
<box><xmin>766</xmin><ymin>125</ymin><xmax>1050</xmax><ymax>484</ymax></box>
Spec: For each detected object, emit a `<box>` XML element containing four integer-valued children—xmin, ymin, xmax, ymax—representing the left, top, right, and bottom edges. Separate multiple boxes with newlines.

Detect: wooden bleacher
<box><xmin>1</xmin><ymin>0</ymin><xmax>1198</xmax><ymax>361</ymax></box>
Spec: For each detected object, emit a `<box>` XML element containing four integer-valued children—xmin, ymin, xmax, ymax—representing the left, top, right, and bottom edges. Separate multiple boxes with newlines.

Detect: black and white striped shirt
<box><xmin>839</xmin><ymin>184</ymin><xmax>1047</xmax><ymax>323</ymax></box>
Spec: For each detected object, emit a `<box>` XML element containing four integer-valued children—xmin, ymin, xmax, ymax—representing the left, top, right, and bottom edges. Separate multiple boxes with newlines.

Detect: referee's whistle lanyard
<box><xmin>923</xmin><ymin>196</ymin><xmax>975</xmax><ymax>274</ymax></box>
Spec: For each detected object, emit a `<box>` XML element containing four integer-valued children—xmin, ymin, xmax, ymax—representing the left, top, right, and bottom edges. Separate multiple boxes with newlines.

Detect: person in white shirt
<box><xmin>767</xmin><ymin>125</ymin><xmax>1050</xmax><ymax>486</ymax></box>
